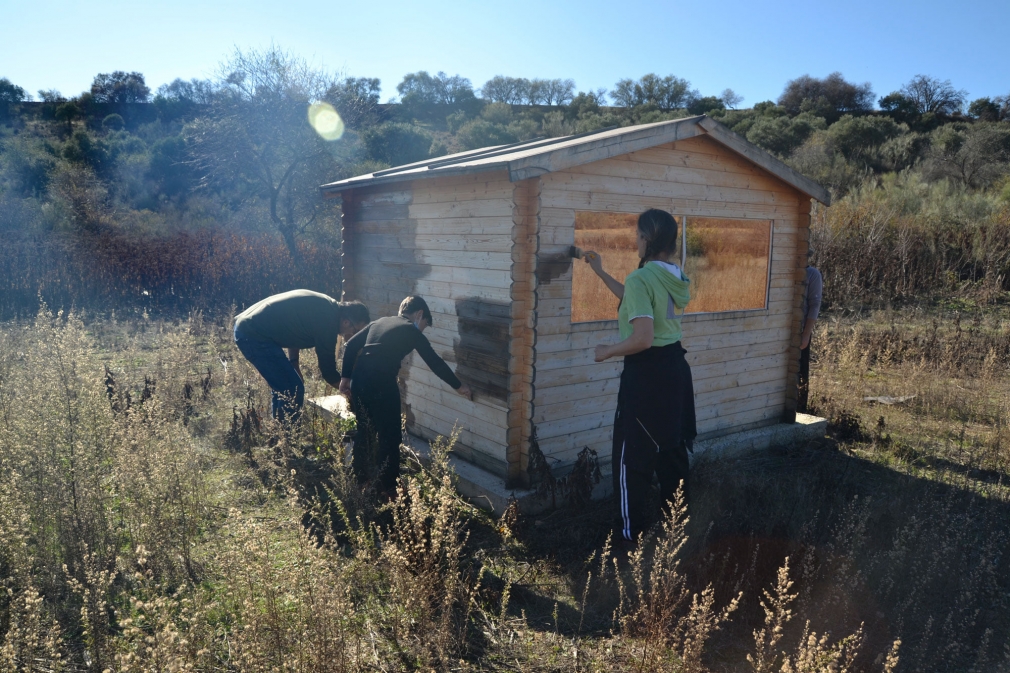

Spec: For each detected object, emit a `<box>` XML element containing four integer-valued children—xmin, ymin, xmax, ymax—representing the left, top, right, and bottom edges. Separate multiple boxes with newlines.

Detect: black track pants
<box><xmin>350</xmin><ymin>376</ymin><xmax>402</xmax><ymax>491</ymax></box>
<box><xmin>612</xmin><ymin>342</ymin><xmax>696</xmax><ymax>542</ymax></box>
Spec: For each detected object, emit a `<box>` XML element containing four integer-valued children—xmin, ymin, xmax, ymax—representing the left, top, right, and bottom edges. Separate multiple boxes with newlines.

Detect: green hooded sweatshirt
<box><xmin>618</xmin><ymin>261</ymin><xmax>691</xmax><ymax>347</ymax></box>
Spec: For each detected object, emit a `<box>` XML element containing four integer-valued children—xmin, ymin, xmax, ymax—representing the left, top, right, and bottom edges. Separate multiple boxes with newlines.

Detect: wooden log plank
<box><xmin>696</xmin><ymin>403</ymin><xmax>785</xmax><ymax>436</ymax></box>
<box><xmin>354</xmin><ymin>217</ymin><xmax>515</xmax><ymax>236</ymax></box>
<box><xmin>692</xmin><ymin>352</ymin><xmax>789</xmax><ymax>383</ymax></box>
<box><xmin>536</xmin><ymin>408</ymin><xmax>615</xmax><ymax>441</ymax></box>
<box><xmin>696</xmin><ymin>392</ymin><xmax>778</xmax><ymax>423</ymax></box>
<box><xmin>354</xmin><ymin>234</ymin><xmax>514</xmax><ymax>254</ymax></box>
<box><xmin>694</xmin><ymin>378</ymin><xmax>785</xmax><ymax>408</ymax></box>
<box><xmin>533</xmin><ymin>376</ymin><xmax>622</xmax><ymax>405</ymax></box>
<box><xmin>564</xmin><ymin>158</ymin><xmax>800</xmax><ymax>197</ymax></box>
<box><xmin>621</xmin><ymin>143</ymin><xmax>778</xmax><ymax>177</ymax></box>
<box><xmin>533</xmin><ymin>392</ymin><xmax>618</xmax><ymax>425</ymax></box>
<box><xmin>404</xmin><ymin>392</ymin><xmax>507</xmax><ymax>446</ymax></box>
<box><xmin>537</xmin><ymin>426</ymin><xmax>614</xmax><ymax>458</ymax></box>
<box><xmin>692</xmin><ymin>362</ymin><xmax>787</xmax><ymax>395</ymax></box>
<box><xmin>410</xmin><ymin>181</ymin><xmax>514</xmax><ymax>205</ymax></box>
<box><xmin>541</xmin><ymin>172</ymin><xmax>788</xmax><ymax>208</ymax></box>
<box><xmin>535</xmin><ymin>360</ymin><xmax>624</xmax><ymax>389</ymax></box>
<box><xmin>539</xmin><ymin>190</ymin><xmax>805</xmax><ymax>219</ymax></box>
<box><xmin>408</xmin><ymin>199</ymin><xmax>515</xmax><ymax>220</ymax></box>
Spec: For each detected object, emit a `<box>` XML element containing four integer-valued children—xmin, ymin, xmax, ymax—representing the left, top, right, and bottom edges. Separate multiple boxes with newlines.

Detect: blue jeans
<box><xmin>234</xmin><ymin>326</ymin><xmax>304</xmax><ymax>422</ymax></box>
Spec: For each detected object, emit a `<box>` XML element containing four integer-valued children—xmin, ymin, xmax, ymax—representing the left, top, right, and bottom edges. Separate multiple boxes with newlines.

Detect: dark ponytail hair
<box><xmin>637</xmin><ymin>208</ymin><xmax>679</xmax><ymax>269</ymax></box>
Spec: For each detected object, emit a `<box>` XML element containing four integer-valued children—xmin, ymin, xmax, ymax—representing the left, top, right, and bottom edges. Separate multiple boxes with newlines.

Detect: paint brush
<box><xmin>568</xmin><ymin>246</ymin><xmax>597</xmax><ymax>261</ymax></box>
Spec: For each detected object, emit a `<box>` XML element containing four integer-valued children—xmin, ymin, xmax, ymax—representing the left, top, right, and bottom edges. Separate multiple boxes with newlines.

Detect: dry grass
<box><xmin>1</xmin><ymin>307</ymin><xmax>1008</xmax><ymax>671</ymax></box>
<box><xmin>0</xmin><ymin>228</ymin><xmax>345</xmax><ymax>319</ymax></box>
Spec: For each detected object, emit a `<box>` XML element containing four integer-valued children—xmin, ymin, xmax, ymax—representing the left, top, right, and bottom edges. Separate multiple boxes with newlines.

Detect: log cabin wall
<box><xmin>339</xmin><ymin>170</ymin><xmax>519</xmax><ymax>476</ymax></box>
<box><xmin>533</xmin><ymin>134</ymin><xmax>807</xmax><ymax>473</ymax></box>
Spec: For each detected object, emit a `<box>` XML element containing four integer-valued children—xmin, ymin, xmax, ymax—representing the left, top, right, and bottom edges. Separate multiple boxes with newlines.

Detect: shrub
<box><xmin>361</xmin><ymin>122</ymin><xmax>433</xmax><ymax>166</ymax></box>
<box><xmin>102</xmin><ymin>113</ymin><xmax>125</xmax><ymax>131</ymax></box>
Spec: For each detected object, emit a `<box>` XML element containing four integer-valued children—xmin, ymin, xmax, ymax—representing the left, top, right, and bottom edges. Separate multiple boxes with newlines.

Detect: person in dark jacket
<box><xmin>339</xmin><ymin>296</ymin><xmax>472</xmax><ymax>491</ymax></box>
<box><xmin>798</xmin><ymin>247</ymin><xmax>823</xmax><ymax>413</ymax></box>
<box><xmin>234</xmin><ymin>290</ymin><xmax>370</xmax><ymax>422</ymax></box>
<box><xmin>585</xmin><ymin>209</ymin><xmax>696</xmax><ymax>546</ymax></box>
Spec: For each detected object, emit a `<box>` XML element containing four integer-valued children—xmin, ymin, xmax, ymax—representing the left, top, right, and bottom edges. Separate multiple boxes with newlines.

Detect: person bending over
<box><xmin>339</xmin><ymin>296</ymin><xmax>472</xmax><ymax>492</ymax></box>
<box><xmin>234</xmin><ymin>290</ymin><xmax>370</xmax><ymax>422</ymax></box>
<box><xmin>585</xmin><ymin>209</ymin><xmax>697</xmax><ymax>546</ymax></box>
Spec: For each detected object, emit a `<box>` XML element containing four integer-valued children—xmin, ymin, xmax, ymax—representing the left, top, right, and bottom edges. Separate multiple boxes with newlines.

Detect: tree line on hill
<box><xmin>1</xmin><ymin>46</ymin><xmax>1009</xmax><ymax>314</ymax></box>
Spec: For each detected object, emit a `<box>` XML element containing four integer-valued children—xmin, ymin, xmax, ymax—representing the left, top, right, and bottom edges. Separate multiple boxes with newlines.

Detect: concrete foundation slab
<box><xmin>307</xmin><ymin>395</ymin><xmax>827</xmax><ymax>517</ymax></box>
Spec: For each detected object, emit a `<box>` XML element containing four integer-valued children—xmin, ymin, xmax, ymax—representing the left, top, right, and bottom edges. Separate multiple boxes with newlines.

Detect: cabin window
<box><xmin>571</xmin><ymin>211</ymin><xmax>771</xmax><ymax>323</ymax></box>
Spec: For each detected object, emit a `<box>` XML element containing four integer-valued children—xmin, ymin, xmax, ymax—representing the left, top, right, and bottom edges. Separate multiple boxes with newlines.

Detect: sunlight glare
<box><xmin>308</xmin><ymin>102</ymin><xmax>344</xmax><ymax>141</ymax></box>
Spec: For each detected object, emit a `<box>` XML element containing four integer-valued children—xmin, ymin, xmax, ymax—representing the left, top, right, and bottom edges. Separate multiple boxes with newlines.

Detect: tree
<box><xmin>997</xmin><ymin>94</ymin><xmax>1010</xmax><ymax>121</ymax></box>
<box><xmin>611</xmin><ymin>74</ymin><xmax>695</xmax><ymax>110</ymax></box>
<box><xmin>968</xmin><ymin>97</ymin><xmax>1000</xmax><ymax>122</ymax></box>
<box><xmin>0</xmin><ymin>78</ymin><xmax>29</xmax><ymax>104</ymax></box>
<box><xmin>361</xmin><ymin>123</ymin><xmax>433</xmax><ymax>166</ymax></box>
<box><xmin>37</xmin><ymin>89</ymin><xmax>66</xmax><ymax>103</ymax></box>
<box><xmin>746</xmin><ymin>113</ymin><xmax>825</xmax><ymax>157</ymax></box>
<box><xmin>898</xmin><ymin>75</ymin><xmax>966</xmax><ymax>115</ymax></box>
<box><xmin>398</xmin><ymin>71</ymin><xmax>476</xmax><ymax>105</ymax></box>
<box><xmin>90</xmin><ymin>71</ymin><xmax>151</xmax><ymax>103</ymax></box>
<box><xmin>323</xmin><ymin>77</ymin><xmax>381</xmax><ymax>128</ymax></box>
<box><xmin>687</xmin><ymin>96</ymin><xmax>725</xmax><ymax>115</ymax></box>
<box><xmin>824</xmin><ymin>114</ymin><xmax>899</xmax><ymax>163</ymax></box>
<box><xmin>101</xmin><ymin>113</ymin><xmax>125</xmax><ymax>131</ymax></box>
<box><xmin>721</xmin><ymin>88</ymin><xmax>743</xmax><ymax>109</ymax></box>
<box><xmin>0</xmin><ymin>77</ymin><xmax>28</xmax><ymax>120</ymax></box>
<box><xmin>878</xmin><ymin>92</ymin><xmax>918</xmax><ymax>123</ymax></box>
<box><xmin>926</xmin><ymin>123</ymin><xmax>1010</xmax><ymax>188</ymax></box>
<box><xmin>154</xmin><ymin>78</ymin><xmax>217</xmax><ymax>120</ymax></box>
<box><xmin>778</xmin><ymin>72</ymin><xmax>873</xmax><ymax>122</ymax></box>
<box><xmin>480</xmin><ymin>75</ymin><xmax>530</xmax><ymax>104</ymax></box>
<box><xmin>156</xmin><ymin>78</ymin><xmax>216</xmax><ymax>104</ymax></box>
<box><xmin>186</xmin><ymin>47</ymin><xmax>352</xmax><ymax>260</ymax></box>
<box><xmin>54</xmin><ymin>101</ymin><xmax>80</xmax><ymax>134</ymax></box>
<box><xmin>542</xmin><ymin>78</ymin><xmax>576</xmax><ymax>106</ymax></box>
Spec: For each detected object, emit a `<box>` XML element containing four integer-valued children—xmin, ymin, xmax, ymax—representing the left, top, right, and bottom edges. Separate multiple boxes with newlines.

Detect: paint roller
<box><xmin>567</xmin><ymin>246</ymin><xmax>598</xmax><ymax>261</ymax></box>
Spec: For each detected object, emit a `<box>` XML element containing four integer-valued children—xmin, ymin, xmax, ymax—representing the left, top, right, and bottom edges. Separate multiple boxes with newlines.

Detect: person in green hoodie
<box><xmin>584</xmin><ymin>209</ymin><xmax>696</xmax><ymax>546</ymax></box>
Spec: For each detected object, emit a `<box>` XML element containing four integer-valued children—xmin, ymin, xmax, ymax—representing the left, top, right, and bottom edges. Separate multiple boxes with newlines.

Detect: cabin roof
<box><xmin>321</xmin><ymin>115</ymin><xmax>830</xmax><ymax>205</ymax></box>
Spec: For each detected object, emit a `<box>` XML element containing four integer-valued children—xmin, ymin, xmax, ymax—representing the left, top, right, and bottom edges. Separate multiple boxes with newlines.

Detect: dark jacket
<box><xmin>341</xmin><ymin>316</ymin><xmax>461</xmax><ymax>389</ymax></box>
<box><xmin>234</xmin><ymin>290</ymin><xmax>344</xmax><ymax>386</ymax></box>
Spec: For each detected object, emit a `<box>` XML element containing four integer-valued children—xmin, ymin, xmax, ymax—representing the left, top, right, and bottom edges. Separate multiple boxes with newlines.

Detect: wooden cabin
<box><xmin>321</xmin><ymin>115</ymin><xmax>830</xmax><ymax>487</ymax></box>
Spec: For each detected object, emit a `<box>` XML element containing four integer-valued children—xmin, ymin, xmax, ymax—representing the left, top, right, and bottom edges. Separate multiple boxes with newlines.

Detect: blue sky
<box><xmin>3</xmin><ymin>0</ymin><xmax>1007</xmax><ymax>107</ymax></box>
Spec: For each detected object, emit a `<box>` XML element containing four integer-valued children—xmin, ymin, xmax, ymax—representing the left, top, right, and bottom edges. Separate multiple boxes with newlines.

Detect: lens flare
<box><xmin>308</xmin><ymin>102</ymin><xmax>344</xmax><ymax>141</ymax></box>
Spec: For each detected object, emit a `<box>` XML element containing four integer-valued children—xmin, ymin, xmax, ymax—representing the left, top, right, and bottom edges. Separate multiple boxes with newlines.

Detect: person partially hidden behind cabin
<box><xmin>339</xmin><ymin>296</ymin><xmax>472</xmax><ymax>495</ymax></box>
<box><xmin>585</xmin><ymin>209</ymin><xmax>697</xmax><ymax>548</ymax></box>
<box><xmin>234</xmin><ymin>290</ymin><xmax>370</xmax><ymax>423</ymax></box>
<box><xmin>798</xmin><ymin>247</ymin><xmax>823</xmax><ymax>414</ymax></box>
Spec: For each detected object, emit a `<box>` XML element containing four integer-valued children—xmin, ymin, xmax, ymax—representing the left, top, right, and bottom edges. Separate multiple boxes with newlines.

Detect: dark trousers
<box><xmin>612</xmin><ymin>343</ymin><xmax>696</xmax><ymax>542</ymax></box>
<box><xmin>613</xmin><ymin>439</ymin><xmax>691</xmax><ymax>542</ymax></box>
<box><xmin>350</xmin><ymin>377</ymin><xmax>402</xmax><ymax>491</ymax></box>
<box><xmin>797</xmin><ymin>345</ymin><xmax>811</xmax><ymax>413</ymax></box>
<box><xmin>234</xmin><ymin>328</ymin><xmax>304</xmax><ymax>422</ymax></box>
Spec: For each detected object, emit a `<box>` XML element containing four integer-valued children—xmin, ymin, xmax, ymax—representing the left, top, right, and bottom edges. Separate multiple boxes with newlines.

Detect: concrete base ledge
<box><xmin>308</xmin><ymin>395</ymin><xmax>827</xmax><ymax>517</ymax></box>
<box><xmin>690</xmin><ymin>413</ymin><xmax>828</xmax><ymax>465</ymax></box>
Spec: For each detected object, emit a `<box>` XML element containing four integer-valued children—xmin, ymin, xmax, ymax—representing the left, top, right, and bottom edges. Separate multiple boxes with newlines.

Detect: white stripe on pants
<box><xmin>620</xmin><ymin>441</ymin><xmax>632</xmax><ymax>541</ymax></box>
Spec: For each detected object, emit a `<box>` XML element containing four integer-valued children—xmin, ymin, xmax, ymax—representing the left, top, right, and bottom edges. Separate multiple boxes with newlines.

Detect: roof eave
<box><xmin>320</xmin><ymin>161</ymin><xmax>510</xmax><ymax>196</ymax></box>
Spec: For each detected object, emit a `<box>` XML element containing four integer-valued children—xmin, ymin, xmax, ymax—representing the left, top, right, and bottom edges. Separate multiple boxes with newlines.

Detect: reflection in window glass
<box><xmin>571</xmin><ymin>211</ymin><xmax>770</xmax><ymax>322</ymax></box>
<box><xmin>683</xmin><ymin>218</ymin><xmax>770</xmax><ymax>313</ymax></box>
<box><xmin>572</xmin><ymin>212</ymin><xmax>647</xmax><ymax>323</ymax></box>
